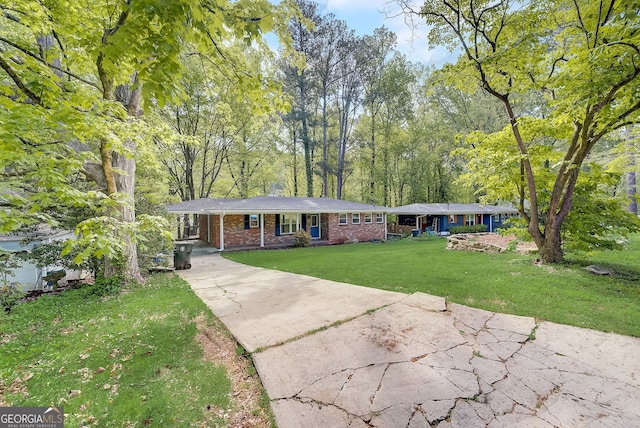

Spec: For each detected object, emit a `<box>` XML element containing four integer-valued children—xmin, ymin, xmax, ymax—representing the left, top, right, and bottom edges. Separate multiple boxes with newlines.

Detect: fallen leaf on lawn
<box><xmin>95</xmin><ymin>367</ymin><xmax>105</xmax><ymax>374</ymax></box>
<box><xmin>69</xmin><ymin>390</ymin><xmax>81</xmax><ymax>398</ymax></box>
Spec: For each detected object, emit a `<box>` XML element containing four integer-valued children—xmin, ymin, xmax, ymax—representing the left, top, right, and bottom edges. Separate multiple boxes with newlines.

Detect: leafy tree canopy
<box><xmin>407</xmin><ymin>0</ymin><xmax>640</xmax><ymax>262</ymax></box>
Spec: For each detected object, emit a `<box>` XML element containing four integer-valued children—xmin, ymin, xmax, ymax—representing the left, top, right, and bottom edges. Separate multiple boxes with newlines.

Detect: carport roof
<box><xmin>166</xmin><ymin>196</ymin><xmax>388</xmax><ymax>215</ymax></box>
<box><xmin>388</xmin><ymin>203</ymin><xmax>519</xmax><ymax>216</ymax></box>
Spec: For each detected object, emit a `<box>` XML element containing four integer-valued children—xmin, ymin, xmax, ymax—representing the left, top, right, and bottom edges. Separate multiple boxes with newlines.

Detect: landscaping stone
<box><xmin>584</xmin><ymin>264</ymin><xmax>611</xmax><ymax>275</ymax></box>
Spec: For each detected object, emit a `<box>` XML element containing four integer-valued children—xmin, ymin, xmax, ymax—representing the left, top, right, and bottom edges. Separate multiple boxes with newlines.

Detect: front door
<box><xmin>310</xmin><ymin>214</ymin><xmax>320</xmax><ymax>239</ymax></box>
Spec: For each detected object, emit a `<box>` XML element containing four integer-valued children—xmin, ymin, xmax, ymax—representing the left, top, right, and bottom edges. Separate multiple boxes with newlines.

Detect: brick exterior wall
<box><xmin>326</xmin><ymin>213</ymin><xmax>385</xmax><ymax>244</ymax></box>
<box><xmin>199</xmin><ymin>212</ymin><xmax>386</xmax><ymax>249</ymax></box>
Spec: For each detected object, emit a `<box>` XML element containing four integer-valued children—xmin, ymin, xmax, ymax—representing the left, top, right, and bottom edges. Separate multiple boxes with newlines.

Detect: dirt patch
<box><xmin>195</xmin><ymin>314</ymin><xmax>271</xmax><ymax>428</ymax></box>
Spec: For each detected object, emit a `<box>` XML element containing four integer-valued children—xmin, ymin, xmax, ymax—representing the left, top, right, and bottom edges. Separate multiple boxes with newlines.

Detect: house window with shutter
<box><xmin>244</xmin><ymin>214</ymin><xmax>260</xmax><ymax>229</ymax></box>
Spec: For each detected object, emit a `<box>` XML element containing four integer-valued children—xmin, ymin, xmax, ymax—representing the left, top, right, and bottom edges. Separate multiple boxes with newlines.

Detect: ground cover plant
<box><xmin>0</xmin><ymin>274</ymin><xmax>270</xmax><ymax>427</ymax></box>
<box><xmin>224</xmin><ymin>234</ymin><xmax>640</xmax><ymax>337</ymax></box>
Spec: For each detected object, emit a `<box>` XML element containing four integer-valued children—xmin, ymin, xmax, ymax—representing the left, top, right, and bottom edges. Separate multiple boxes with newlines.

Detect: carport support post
<box><xmin>260</xmin><ymin>214</ymin><xmax>265</xmax><ymax>247</ymax></box>
<box><xmin>384</xmin><ymin>213</ymin><xmax>388</xmax><ymax>240</ymax></box>
<box><xmin>219</xmin><ymin>213</ymin><xmax>225</xmax><ymax>251</ymax></box>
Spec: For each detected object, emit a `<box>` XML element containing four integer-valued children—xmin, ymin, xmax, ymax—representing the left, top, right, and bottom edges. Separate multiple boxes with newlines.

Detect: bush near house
<box><xmin>293</xmin><ymin>229</ymin><xmax>311</xmax><ymax>247</ymax></box>
<box><xmin>449</xmin><ymin>224</ymin><xmax>488</xmax><ymax>234</ymax></box>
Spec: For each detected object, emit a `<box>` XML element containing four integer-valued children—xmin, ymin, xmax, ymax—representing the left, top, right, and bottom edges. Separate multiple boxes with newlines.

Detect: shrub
<box><xmin>293</xmin><ymin>229</ymin><xmax>311</xmax><ymax>248</ymax></box>
<box><xmin>449</xmin><ymin>224</ymin><xmax>488</xmax><ymax>234</ymax></box>
<box><xmin>1</xmin><ymin>284</ymin><xmax>24</xmax><ymax>312</ymax></box>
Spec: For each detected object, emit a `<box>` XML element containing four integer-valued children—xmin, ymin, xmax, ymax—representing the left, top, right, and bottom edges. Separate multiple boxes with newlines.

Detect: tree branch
<box><xmin>0</xmin><ymin>36</ymin><xmax>101</xmax><ymax>89</ymax></box>
<box><xmin>0</xmin><ymin>54</ymin><xmax>42</xmax><ymax>105</ymax></box>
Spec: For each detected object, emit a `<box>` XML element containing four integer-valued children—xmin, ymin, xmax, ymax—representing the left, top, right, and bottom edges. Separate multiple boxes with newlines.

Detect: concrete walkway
<box><xmin>179</xmin><ymin>253</ymin><xmax>640</xmax><ymax>428</ymax></box>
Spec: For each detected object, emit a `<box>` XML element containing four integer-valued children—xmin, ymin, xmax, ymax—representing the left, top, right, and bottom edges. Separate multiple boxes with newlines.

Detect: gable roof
<box><xmin>388</xmin><ymin>203</ymin><xmax>519</xmax><ymax>216</ymax></box>
<box><xmin>166</xmin><ymin>196</ymin><xmax>387</xmax><ymax>215</ymax></box>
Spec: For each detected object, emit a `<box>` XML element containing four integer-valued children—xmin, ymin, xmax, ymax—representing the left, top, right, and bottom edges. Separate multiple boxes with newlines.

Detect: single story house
<box><xmin>388</xmin><ymin>203</ymin><xmax>520</xmax><ymax>234</ymax></box>
<box><xmin>165</xmin><ymin>196</ymin><xmax>388</xmax><ymax>250</ymax></box>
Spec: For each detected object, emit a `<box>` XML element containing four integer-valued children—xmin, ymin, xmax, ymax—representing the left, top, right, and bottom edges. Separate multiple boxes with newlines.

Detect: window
<box><xmin>465</xmin><ymin>214</ymin><xmax>475</xmax><ymax>225</ymax></box>
<box><xmin>250</xmin><ymin>214</ymin><xmax>259</xmax><ymax>228</ymax></box>
<box><xmin>352</xmin><ymin>213</ymin><xmax>360</xmax><ymax>224</ymax></box>
<box><xmin>364</xmin><ymin>213</ymin><xmax>372</xmax><ymax>224</ymax></box>
<box><xmin>376</xmin><ymin>213</ymin><xmax>384</xmax><ymax>223</ymax></box>
<box><xmin>339</xmin><ymin>213</ymin><xmax>348</xmax><ymax>225</ymax></box>
<box><xmin>449</xmin><ymin>214</ymin><xmax>456</xmax><ymax>224</ymax></box>
<box><xmin>280</xmin><ymin>214</ymin><xmax>297</xmax><ymax>234</ymax></box>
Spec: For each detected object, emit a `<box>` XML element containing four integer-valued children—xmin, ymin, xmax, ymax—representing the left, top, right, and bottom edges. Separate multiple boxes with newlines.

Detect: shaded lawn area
<box><xmin>0</xmin><ymin>275</ymin><xmax>239</xmax><ymax>427</ymax></box>
<box><xmin>224</xmin><ymin>235</ymin><xmax>640</xmax><ymax>337</ymax></box>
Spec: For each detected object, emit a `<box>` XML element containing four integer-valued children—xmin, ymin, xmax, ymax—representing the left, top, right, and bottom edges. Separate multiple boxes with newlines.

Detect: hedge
<box><xmin>449</xmin><ymin>224</ymin><xmax>488</xmax><ymax>234</ymax></box>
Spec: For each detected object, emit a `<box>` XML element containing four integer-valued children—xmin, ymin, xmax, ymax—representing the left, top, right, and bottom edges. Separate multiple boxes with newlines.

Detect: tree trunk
<box><xmin>537</xmin><ymin>221</ymin><xmax>564</xmax><ymax>264</ymax></box>
<box><xmin>105</xmin><ymin>139</ymin><xmax>142</xmax><ymax>281</ymax></box>
<box><xmin>100</xmin><ymin>81</ymin><xmax>144</xmax><ymax>282</ymax></box>
<box><xmin>322</xmin><ymin>92</ymin><xmax>329</xmax><ymax>197</ymax></box>
<box><xmin>627</xmin><ymin>126</ymin><xmax>638</xmax><ymax>214</ymax></box>
<box><xmin>369</xmin><ymin>109</ymin><xmax>376</xmax><ymax>203</ymax></box>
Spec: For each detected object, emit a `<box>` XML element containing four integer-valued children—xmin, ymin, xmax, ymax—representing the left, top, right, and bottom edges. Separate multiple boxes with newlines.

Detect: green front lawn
<box><xmin>0</xmin><ymin>275</ymin><xmax>236</xmax><ymax>427</ymax></box>
<box><xmin>224</xmin><ymin>235</ymin><xmax>640</xmax><ymax>337</ymax></box>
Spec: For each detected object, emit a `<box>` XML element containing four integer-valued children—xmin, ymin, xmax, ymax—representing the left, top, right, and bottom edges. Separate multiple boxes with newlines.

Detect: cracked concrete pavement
<box><xmin>178</xmin><ymin>253</ymin><xmax>640</xmax><ymax>427</ymax></box>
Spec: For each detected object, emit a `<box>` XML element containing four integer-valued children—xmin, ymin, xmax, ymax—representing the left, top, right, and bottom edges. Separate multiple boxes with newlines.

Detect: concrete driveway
<box><xmin>179</xmin><ymin>253</ymin><xmax>640</xmax><ymax>427</ymax></box>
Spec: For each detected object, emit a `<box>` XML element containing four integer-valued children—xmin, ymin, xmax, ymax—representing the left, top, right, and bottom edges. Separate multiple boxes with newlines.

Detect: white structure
<box><xmin>0</xmin><ymin>228</ymin><xmax>77</xmax><ymax>292</ymax></box>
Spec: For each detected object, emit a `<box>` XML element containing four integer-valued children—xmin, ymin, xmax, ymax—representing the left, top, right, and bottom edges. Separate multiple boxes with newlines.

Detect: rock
<box><xmin>584</xmin><ymin>265</ymin><xmax>611</xmax><ymax>276</ymax></box>
<box><xmin>446</xmin><ymin>234</ymin><xmax>504</xmax><ymax>254</ymax></box>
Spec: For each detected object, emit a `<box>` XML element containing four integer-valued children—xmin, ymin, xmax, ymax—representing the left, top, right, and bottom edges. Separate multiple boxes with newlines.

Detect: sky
<box><xmin>313</xmin><ymin>0</ymin><xmax>457</xmax><ymax>67</ymax></box>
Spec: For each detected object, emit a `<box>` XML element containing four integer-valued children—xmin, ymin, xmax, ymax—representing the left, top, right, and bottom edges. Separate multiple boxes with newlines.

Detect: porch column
<box><xmin>260</xmin><ymin>213</ymin><xmax>265</xmax><ymax>247</ymax></box>
<box><xmin>384</xmin><ymin>213</ymin><xmax>388</xmax><ymax>240</ymax></box>
<box><xmin>219</xmin><ymin>213</ymin><xmax>225</xmax><ymax>251</ymax></box>
<box><xmin>490</xmin><ymin>215</ymin><xmax>493</xmax><ymax>232</ymax></box>
<box><xmin>207</xmin><ymin>214</ymin><xmax>211</xmax><ymax>244</ymax></box>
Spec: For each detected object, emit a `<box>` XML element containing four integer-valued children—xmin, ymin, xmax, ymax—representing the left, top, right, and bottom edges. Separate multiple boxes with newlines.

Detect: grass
<box><xmin>224</xmin><ymin>234</ymin><xmax>640</xmax><ymax>337</ymax></box>
<box><xmin>0</xmin><ymin>275</ymin><xmax>236</xmax><ymax>427</ymax></box>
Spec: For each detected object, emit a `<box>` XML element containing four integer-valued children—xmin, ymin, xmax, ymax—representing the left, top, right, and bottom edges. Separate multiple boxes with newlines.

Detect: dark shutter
<box><xmin>301</xmin><ymin>214</ymin><xmax>307</xmax><ymax>231</ymax></box>
<box><xmin>275</xmin><ymin>214</ymin><xmax>281</xmax><ymax>236</ymax></box>
<box><xmin>244</xmin><ymin>215</ymin><xmax>250</xmax><ymax>229</ymax></box>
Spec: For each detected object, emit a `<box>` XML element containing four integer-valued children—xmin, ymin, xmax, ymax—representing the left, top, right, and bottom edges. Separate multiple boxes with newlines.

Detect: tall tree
<box><xmin>282</xmin><ymin>0</ymin><xmax>321</xmax><ymax>196</ymax></box>
<box><xmin>375</xmin><ymin>54</ymin><xmax>416</xmax><ymax>205</ymax></box>
<box><xmin>1</xmin><ymin>0</ymin><xmax>295</xmax><ymax>278</ymax></box>
<box><xmin>310</xmin><ymin>14</ymin><xmax>350</xmax><ymax>197</ymax></box>
<box><xmin>404</xmin><ymin>0</ymin><xmax>640</xmax><ymax>262</ymax></box>
<box><xmin>360</xmin><ymin>27</ymin><xmax>400</xmax><ymax>203</ymax></box>
<box><xmin>334</xmin><ymin>32</ymin><xmax>367</xmax><ymax>199</ymax></box>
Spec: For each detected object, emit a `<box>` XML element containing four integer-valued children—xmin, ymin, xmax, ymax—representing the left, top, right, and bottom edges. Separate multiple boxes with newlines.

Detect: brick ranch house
<box><xmin>166</xmin><ymin>196</ymin><xmax>388</xmax><ymax>250</ymax></box>
<box><xmin>388</xmin><ymin>203</ymin><xmax>520</xmax><ymax>235</ymax></box>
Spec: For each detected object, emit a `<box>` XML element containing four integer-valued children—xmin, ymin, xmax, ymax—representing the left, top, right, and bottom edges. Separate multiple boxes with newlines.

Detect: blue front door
<box><xmin>310</xmin><ymin>214</ymin><xmax>320</xmax><ymax>238</ymax></box>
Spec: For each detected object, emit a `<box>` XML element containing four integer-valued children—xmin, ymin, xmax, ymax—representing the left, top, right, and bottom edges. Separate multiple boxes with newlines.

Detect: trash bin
<box><xmin>411</xmin><ymin>229</ymin><xmax>421</xmax><ymax>237</ymax></box>
<box><xmin>174</xmin><ymin>241</ymin><xmax>193</xmax><ymax>270</ymax></box>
